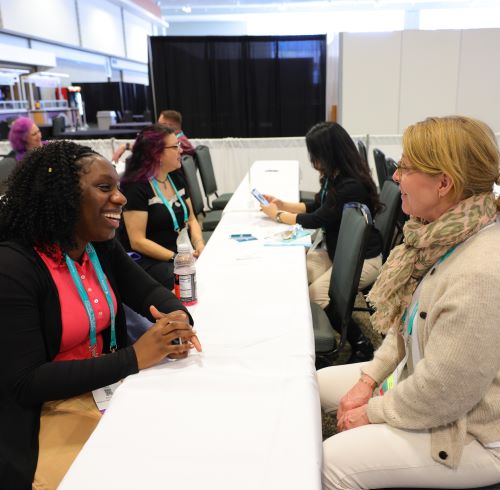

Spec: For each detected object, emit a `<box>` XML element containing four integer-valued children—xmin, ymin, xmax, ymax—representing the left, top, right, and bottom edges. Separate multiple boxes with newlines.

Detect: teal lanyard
<box><xmin>64</xmin><ymin>243</ymin><xmax>116</xmax><ymax>357</ymax></box>
<box><xmin>150</xmin><ymin>175</ymin><xmax>189</xmax><ymax>232</ymax></box>
<box><xmin>405</xmin><ymin>244</ymin><xmax>459</xmax><ymax>336</ymax></box>
<box><xmin>176</xmin><ymin>131</ymin><xmax>184</xmax><ymax>138</ymax></box>
<box><xmin>319</xmin><ymin>178</ymin><xmax>329</xmax><ymax>205</ymax></box>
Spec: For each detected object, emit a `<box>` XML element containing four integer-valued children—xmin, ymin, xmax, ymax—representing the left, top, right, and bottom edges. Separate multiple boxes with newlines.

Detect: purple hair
<box><xmin>8</xmin><ymin>117</ymin><xmax>34</xmax><ymax>160</ymax></box>
<box><xmin>121</xmin><ymin>124</ymin><xmax>174</xmax><ymax>183</ymax></box>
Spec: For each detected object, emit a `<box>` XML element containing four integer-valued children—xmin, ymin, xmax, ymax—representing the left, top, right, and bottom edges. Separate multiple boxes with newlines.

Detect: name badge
<box><xmin>92</xmin><ymin>380</ymin><xmax>122</xmax><ymax>413</ymax></box>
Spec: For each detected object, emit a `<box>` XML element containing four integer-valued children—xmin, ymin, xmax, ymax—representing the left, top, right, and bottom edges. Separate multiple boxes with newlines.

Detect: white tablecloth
<box><xmin>223</xmin><ymin>160</ymin><xmax>300</xmax><ymax>213</ymax></box>
<box><xmin>59</xmin><ymin>161</ymin><xmax>322</xmax><ymax>490</ymax></box>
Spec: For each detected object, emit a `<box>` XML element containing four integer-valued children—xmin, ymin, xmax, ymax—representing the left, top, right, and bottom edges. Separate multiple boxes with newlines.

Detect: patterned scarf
<box><xmin>368</xmin><ymin>192</ymin><xmax>497</xmax><ymax>335</ymax></box>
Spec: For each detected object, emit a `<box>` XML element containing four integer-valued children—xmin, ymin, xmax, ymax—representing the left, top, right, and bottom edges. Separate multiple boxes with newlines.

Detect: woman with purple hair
<box><xmin>1</xmin><ymin>117</ymin><xmax>43</xmax><ymax>194</ymax></box>
<box><xmin>8</xmin><ymin>116</ymin><xmax>43</xmax><ymax>161</ymax></box>
<box><xmin>120</xmin><ymin>124</ymin><xmax>205</xmax><ymax>289</ymax></box>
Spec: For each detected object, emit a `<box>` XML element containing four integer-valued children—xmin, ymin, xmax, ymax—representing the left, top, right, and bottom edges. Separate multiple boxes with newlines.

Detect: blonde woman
<box><xmin>318</xmin><ymin>116</ymin><xmax>500</xmax><ymax>489</ymax></box>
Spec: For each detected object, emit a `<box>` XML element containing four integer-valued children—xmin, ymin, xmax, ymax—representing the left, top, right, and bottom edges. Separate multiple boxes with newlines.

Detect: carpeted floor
<box><xmin>320</xmin><ymin>292</ymin><xmax>382</xmax><ymax>441</ymax></box>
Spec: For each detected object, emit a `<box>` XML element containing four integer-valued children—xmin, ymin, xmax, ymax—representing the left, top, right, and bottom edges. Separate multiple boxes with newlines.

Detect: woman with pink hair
<box><xmin>8</xmin><ymin>117</ymin><xmax>42</xmax><ymax>161</ymax></box>
<box><xmin>120</xmin><ymin>124</ymin><xmax>205</xmax><ymax>289</ymax></box>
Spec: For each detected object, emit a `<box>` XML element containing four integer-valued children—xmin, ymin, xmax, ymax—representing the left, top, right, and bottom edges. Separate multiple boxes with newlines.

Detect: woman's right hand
<box><xmin>132</xmin><ymin>307</ymin><xmax>198</xmax><ymax>370</ymax></box>
<box><xmin>263</xmin><ymin>194</ymin><xmax>283</xmax><ymax>208</ymax></box>
<box><xmin>336</xmin><ymin>375</ymin><xmax>376</xmax><ymax>422</ymax></box>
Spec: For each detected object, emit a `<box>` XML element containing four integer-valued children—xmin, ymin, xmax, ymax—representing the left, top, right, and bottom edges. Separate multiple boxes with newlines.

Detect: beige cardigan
<box><xmin>363</xmin><ymin>222</ymin><xmax>500</xmax><ymax>469</ymax></box>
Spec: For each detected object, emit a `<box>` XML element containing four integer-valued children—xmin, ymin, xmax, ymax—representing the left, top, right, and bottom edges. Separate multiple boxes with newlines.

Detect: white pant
<box><xmin>307</xmin><ymin>250</ymin><xmax>382</xmax><ymax>309</ymax></box>
<box><xmin>317</xmin><ymin>363</ymin><xmax>500</xmax><ymax>489</ymax></box>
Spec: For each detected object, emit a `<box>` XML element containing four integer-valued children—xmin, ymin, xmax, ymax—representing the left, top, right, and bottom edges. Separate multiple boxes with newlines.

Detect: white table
<box><xmin>223</xmin><ymin>160</ymin><xmax>300</xmax><ymax>213</ymax></box>
<box><xmin>59</xmin><ymin>161</ymin><xmax>322</xmax><ymax>490</ymax></box>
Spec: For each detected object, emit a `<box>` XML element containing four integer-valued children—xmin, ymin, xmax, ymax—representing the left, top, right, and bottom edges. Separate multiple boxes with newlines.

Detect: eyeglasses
<box><xmin>165</xmin><ymin>142</ymin><xmax>181</xmax><ymax>151</ymax></box>
<box><xmin>394</xmin><ymin>159</ymin><xmax>418</xmax><ymax>178</ymax></box>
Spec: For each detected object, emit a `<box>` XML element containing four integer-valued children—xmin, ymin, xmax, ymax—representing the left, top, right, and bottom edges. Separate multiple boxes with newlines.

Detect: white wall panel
<box><xmin>340</xmin><ymin>28</ymin><xmax>500</xmax><ymax>133</ymax></box>
<box><xmin>46</xmin><ymin>60</ymin><xmax>109</xmax><ymax>83</ymax></box>
<box><xmin>166</xmin><ymin>21</ymin><xmax>248</xmax><ymax>36</ymax></box>
<box><xmin>78</xmin><ymin>0</ymin><xmax>125</xmax><ymax>57</ymax></box>
<box><xmin>0</xmin><ymin>43</ymin><xmax>56</xmax><ymax>67</ymax></box>
<box><xmin>0</xmin><ymin>32</ymin><xmax>29</xmax><ymax>47</ymax></box>
<box><xmin>122</xmin><ymin>71</ymin><xmax>149</xmax><ymax>85</ymax></box>
<box><xmin>123</xmin><ymin>11</ymin><xmax>152</xmax><ymax>63</ymax></box>
<box><xmin>340</xmin><ymin>32</ymin><xmax>402</xmax><ymax>135</ymax></box>
<box><xmin>457</xmin><ymin>29</ymin><xmax>500</xmax><ymax>131</ymax></box>
<box><xmin>31</xmin><ymin>41</ymin><xmax>107</xmax><ymax>66</ymax></box>
<box><xmin>399</xmin><ymin>30</ymin><xmax>460</xmax><ymax>131</ymax></box>
<box><xmin>0</xmin><ymin>0</ymin><xmax>79</xmax><ymax>46</ymax></box>
<box><xmin>325</xmin><ymin>33</ymin><xmax>340</xmax><ymax>121</ymax></box>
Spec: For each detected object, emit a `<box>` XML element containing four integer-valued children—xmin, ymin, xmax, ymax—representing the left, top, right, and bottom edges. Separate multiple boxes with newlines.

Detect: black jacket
<box><xmin>296</xmin><ymin>175</ymin><xmax>382</xmax><ymax>261</ymax></box>
<box><xmin>0</xmin><ymin>239</ymin><xmax>189</xmax><ymax>489</ymax></box>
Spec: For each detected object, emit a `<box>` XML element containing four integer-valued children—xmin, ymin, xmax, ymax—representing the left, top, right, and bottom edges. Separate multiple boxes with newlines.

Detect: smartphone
<box><xmin>251</xmin><ymin>188</ymin><xmax>269</xmax><ymax>206</ymax></box>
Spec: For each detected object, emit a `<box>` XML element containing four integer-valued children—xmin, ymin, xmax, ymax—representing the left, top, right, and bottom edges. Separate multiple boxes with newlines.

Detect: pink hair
<box><xmin>8</xmin><ymin>117</ymin><xmax>35</xmax><ymax>159</ymax></box>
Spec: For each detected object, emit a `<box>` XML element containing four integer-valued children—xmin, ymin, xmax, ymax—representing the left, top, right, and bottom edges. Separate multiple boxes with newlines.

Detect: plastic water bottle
<box><xmin>173</xmin><ymin>244</ymin><xmax>197</xmax><ymax>305</ymax></box>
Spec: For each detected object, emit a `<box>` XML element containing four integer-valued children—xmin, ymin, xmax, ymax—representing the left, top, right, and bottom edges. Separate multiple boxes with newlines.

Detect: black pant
<box><xmin>138</xmin><ymin>258</ymin><xmax>175</xmax><ymax>290</ymax></box>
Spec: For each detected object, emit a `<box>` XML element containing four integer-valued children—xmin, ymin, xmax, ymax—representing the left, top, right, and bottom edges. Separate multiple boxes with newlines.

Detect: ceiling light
<box><xmin>182</xmin><ymin>5</ymin><xmax>192</xmax><ymax>13</ymax></box>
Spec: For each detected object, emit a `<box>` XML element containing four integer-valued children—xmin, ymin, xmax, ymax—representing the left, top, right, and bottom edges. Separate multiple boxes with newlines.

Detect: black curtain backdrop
<box><xmin>78</xmin><ymin>82</ymin><xmax>150</xmax><ymax>124</ymax></box>
<box><xmin>148</xmin><ymin>35</ymin><xmax>326</xmax><ymax>138</ymax></box>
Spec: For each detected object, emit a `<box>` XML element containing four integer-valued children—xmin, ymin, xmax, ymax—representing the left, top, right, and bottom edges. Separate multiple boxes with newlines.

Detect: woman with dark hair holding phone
<box><xmin>260</xmin><ymin>122</ymin><xmax>383</xmax><ymax>362</ymax></box>
<box><xmin>120</xmin><ymin>124</ymin><xmax>204</xmax><ymax>290</ymax></box>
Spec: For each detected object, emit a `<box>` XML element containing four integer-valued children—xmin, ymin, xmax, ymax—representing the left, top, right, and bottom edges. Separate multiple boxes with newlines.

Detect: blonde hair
<box><xmin>403</xmin><ymin>115</ymin><xmax>500</xmax><ymax>211</ymax></box>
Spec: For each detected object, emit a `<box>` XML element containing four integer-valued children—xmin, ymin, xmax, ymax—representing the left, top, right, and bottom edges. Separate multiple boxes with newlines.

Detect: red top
<box><xmin>37</xmin><ymin>248</ymin><xmax>118</xmax><ymax>361</ymax></box>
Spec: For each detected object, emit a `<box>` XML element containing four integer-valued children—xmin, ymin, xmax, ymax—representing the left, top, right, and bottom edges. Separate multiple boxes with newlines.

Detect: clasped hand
<box><xmin>337</xmin><ymin>404</ymin><xmax>369</xmax><ymax>432</ymax></box>
<box><xmin>133</xmin><ymin>305</ymin><xmax>202</xmax><ymax>370</ymax></box>
<box><xmin>336</xmin><ymin>378</ymin><xmax>374</xmax><ymax>432</ymax></box>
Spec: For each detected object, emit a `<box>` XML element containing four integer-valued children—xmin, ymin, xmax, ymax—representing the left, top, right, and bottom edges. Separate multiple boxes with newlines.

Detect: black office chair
<box><xmin>0</xmin><ymin>120</ymin><xmax>9</xmax><ymax>140</ymax></box>
<box><xmin>373</xmin><ymin>148</ymin><xmax>388</xmax><ymax>190</ymax></box>
<box><xmin>386</xmin><ymin>157</ymin><xmax>397</xmax><ymax>178</ymax></box>
<box><xmin>357</xmin><ymin>140</ymin><xmax>368</xmax><ymax>166</ymax></box>
<box><xmin>52</xmin><ymin>116</ymin><xmax>65</xmax><ymax>137</ymax></box>
<box><xmin>375</xmin><ymin>180</ymin><xmax>402</xmax><ymax>263</ymax></box>
<box><xmin>181</xmin><ymin>154</ymin><xmax>222</xmax><ymax>233</ymax></box>
<box><xmin>0</xmin><ymin>155</ymin><xmax>16</xmax><ymax>195</ymax></box>
<box><xmin>299</xmin><ymin>190</ymin><xmax>316</xmax><ymax>205</ymax></box>
<box><xmin>311</xmin><ymin>203</ymin><xmax>372</xmax><ymax>368</ymax></box>
<box><xmin>353</xmin><ymin>181</ymin><xmax>403</xmax><ymax>317</ymax></box>
<box><xmin>194</xmin><ymin>145</ymin><xmax>232</xmax><ymax>210</ymax></box>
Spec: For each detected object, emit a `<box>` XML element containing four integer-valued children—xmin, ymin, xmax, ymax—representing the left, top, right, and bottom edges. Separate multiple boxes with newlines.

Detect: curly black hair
<box><xmin>0</xmin><ymin>140</ymin><xmax>100</xmax><ymax>257</ymax></box>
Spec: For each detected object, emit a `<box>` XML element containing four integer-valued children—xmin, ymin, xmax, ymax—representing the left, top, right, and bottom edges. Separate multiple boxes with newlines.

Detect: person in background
<box><xmin>318</xmin><ymin>116</ymin><xmax>500</xmax><ymax>489</ymax></box>
<box><xmin>111</xmin><ymin>109</ymin><xmax>195</xmax><ymax>165</ymax></box>
<box><xmin>158</xmin><ymin>109</ymin><xmax>195</xmax><ymax>156</ymax></box>
<box><xmin>8</xmin><ymin>116</ymin><xmax>43</xmax><ymax>161</ymax></box>
<box><xmin>120</xmin><ymin>124</ymin><xmax>204</xmax><ymax>290</ymax></box>
<box><xmin>0</xmin><ymin>141</ymin><xmax>201</xmax><ymax>488</ymax></box>
<box><xmin>1</xmin><ymin>117</ymin><xmax>43</xmax><ymax>194</ymax></box>
<box><xmin>260</xmin><ymin>122</ymin><xmax>383</xmax><ymax>362</ymax></box>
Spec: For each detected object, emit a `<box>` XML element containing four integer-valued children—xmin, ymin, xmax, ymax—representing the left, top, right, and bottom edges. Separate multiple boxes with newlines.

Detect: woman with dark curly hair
<box><xmin>120</xmin><ymin>124</ymin><xmax>205</xmax><ymax>289</ymax></box>
<box><xmin>0</xmin><ymin>141</ymin><xmax>201</xmax><ymax>488</ymax></box>
<box><xmin>260</xmin><ymin>122</ymin><xmax>383</xmax><ymax>362</ymax></box>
